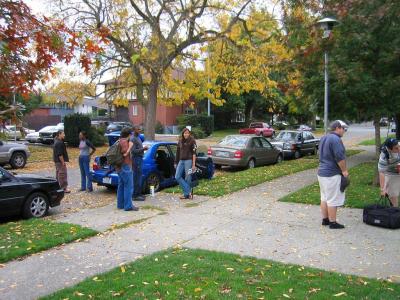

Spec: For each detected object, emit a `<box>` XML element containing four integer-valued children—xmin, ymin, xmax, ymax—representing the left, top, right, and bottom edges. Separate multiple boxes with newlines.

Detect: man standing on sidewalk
<box><xmin>53</xmin><ymin>130</ymin><xmax>70</xmax><ymax>193</ymax></box>
<box><xmin>317</xmin><ymin>120</ymin><xmax>349</xmax><ymax>229</ymax></box>
<box><xmin>130</xmin><ymin>126</ymin><xmax>148</xmax><ymax>201</ymax></box>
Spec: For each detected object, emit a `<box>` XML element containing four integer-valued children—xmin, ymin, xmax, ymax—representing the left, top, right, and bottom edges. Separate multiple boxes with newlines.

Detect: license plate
<box><xmin>216</xmin><ymin>151</ymin><xmax>229</xmax><ymax>157</ymax></box>
<box><xmin>102</xmin><ymin>177</ymin><xmax>112</xmax><ymax>184</ymax></box>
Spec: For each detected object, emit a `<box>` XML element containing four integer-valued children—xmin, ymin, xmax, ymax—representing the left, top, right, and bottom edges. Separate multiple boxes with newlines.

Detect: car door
<box><xmin>302</xmin><ymin>132</ymin><xmax>314</xmax><ymax>153</ymax></box>
<box><xmin>0</xmin><ymin>169</ymin><xmax>26</xmax><ymax>217</ymax></box>
<box><xmin>0</xmin><ymin>141</ymin><xmax>9</xmax><ymax>162</ymax></box>
<box><xmin>259</xmin><ymin>137</ymin><xmax>276</xmax><ymax>164</ymax></box>
<box><xmin>250</xmin><ymin>138</ymin><xmax>266</xmax><ymax>165</ymax></box>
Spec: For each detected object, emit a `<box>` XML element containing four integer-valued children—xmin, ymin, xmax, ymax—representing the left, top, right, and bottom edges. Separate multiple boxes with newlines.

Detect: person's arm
<box><xmin>379</xmin><ymin>172</ymin><xmax>386</xmax><ymax>196</ymax></box>
<box><xmin>86</xmin><ymin>140</ymin><xmax>96</xmax><ymax>156</ymax></box>
<box><xmin>191</xmin><ymin>141</ymin><xmax>197</xmax><ymax>170</ymax></box>
<box><xmin>124</xmin><ymin>140</ymin><xmax>133</xmax><ymax>157</ymax></box>
<box><xmin>337</xmin><ymin>159</ymin><xmax>348</xmax><ymax>177</ymax></box>
<box><xmin>58</xmin><ymin>155</ymin><xmax>65</xmax><ymax>166</ymax></box>
<box><xmin>131</xmin><ymin>138</ymin><xmax>145</xmax><ymax>154</ymax></box>
<box><xmin>175</xmin><ymin>144</ymin><xmax>180</xmax><ymax>164</ymax></box>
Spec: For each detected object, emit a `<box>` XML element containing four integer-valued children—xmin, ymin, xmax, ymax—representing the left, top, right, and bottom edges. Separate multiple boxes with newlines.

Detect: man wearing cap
<box><xmin>317</xmin><ymin>120</ymin><xmax>349</xmax><ymax>229</ymax></box>
<box><xmin>130</xmin><ymin>126</ymin><xmax>148</xmax><ymax>201</ymax></box>
<box><xmin>378</xmin><ymin>137</ymin><xmax>400</xmax><ymax>207</ymax></box>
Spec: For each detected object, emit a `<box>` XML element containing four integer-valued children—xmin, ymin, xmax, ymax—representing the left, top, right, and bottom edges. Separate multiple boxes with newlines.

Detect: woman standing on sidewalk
<box><xmin>78</xmin><ymin>131</ymin><xmax>96</xmax><ymax>192</ymax></box>
<box><xmin>175</xmin><ymin>128</ymin><xmax>197</xmax><ymax>199</ymax></box>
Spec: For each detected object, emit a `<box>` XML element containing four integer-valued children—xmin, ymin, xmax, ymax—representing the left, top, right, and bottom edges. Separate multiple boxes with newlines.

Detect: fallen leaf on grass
<box><xmin>194</xmin><ymin>287</ymin><xmax>202</xmax><ymax>292</ymax></box>
<box><xmin>283</xmin><ymin>294</ymin><xmax>290</xmax><ymax>298</ymax></box>
<box><xmin>333</xmin><ymin>292</ymin><xmax>347</xmax><ymax>297</ymax></box>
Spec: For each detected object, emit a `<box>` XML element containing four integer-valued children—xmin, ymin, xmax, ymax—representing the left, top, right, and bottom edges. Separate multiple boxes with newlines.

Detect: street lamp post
<box><xmin>317</xmin><ymin>17</ymin><xmax>339</xmax><ymax>134</ymax></box>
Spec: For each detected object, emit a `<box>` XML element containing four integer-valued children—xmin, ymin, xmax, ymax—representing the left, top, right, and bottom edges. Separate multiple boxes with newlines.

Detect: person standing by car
<box><xmin>78</xmin><ymin>131</ymin><xmax>96</xmax><ymax>192</ymax></box>
<box><xmin>130</xmin><ymin>126</ymin><xmax>148</xmax><ymax>201</ymax></box>
<box><xmin>317</xmin><ymin>120</ymin><xmax>349</xmax><ymax>229</ymax></box>
<box><xmin>175</xmin><ymin>128</ymin><xmax>197</xmax><ymax>199</ymax></box>
<box><xmin>117</xmin><ymin>128</ymin><xmax>138</xmax><ymax>211</ymax></box>
<box><xmin>378</xmin><ymin>138</ymin><xmax>400</xmax><ymax>207</ymax></box>
<box><xmin>53</xmin><ymin>130</ymin><xmax>70</xmax><ymax>193</ymax></box>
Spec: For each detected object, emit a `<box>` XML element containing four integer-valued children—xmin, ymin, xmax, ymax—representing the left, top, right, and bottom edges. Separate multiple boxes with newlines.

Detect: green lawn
<box><xmin>165</xmin><ymin>150</ymin><xmax>362</xmax><ymax>198</ymax></box>
<box><xmin>280</xmin><ymin>162</ymin><xmax>381</xmax><ymax>208</ymax></box>
<box><xmin>0</xmin><ymin>219</ymin><xmax>97</xmax><ymax>263</ymax></box>
<box><xmin>42</xmin><ymin>248</ymin><xmax>400</xmax><ymax>300</ymax></box>
<box><xmin>358</xmin><ymin>134</ymin><xmax>395</xmax><ymax>146</ymax></box>
<box><xmin>206</xmin><ymin>128</ymin><xmax>239</xmax><ymax>140</ymax></box>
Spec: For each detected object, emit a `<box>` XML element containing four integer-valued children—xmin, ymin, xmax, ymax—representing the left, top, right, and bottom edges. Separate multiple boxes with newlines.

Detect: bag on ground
<box><xmin>105</xmin><ymin>140</ymin><xmax>124</xmax><ymax>167</ymax></box>
<box><xmin>363</xmin><ymin>196</ymin><xmax>400</xmax><ymax>229</ymax></box>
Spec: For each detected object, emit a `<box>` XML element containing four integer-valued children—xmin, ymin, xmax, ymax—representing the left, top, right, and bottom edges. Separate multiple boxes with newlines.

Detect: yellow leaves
<box><xmin>194</xmin><ymin>287</ymin><xmax>202</xmax><ymax>293</ymax></box>
<box><xmin>44</xmin><ymin>80</ymin><xmax>96</xmax><ymax>106</ymax></box>
<box><xmin>120</xmin><ymin>265</ymin><xmax>126</xmax><ymax>273</ymax></box>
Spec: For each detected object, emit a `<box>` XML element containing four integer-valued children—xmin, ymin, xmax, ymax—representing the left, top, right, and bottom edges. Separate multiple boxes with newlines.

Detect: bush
<box><xmin>155</xmin><ymin>121</ymin><xmax>164</xmax><ymax>134</ymax></box>
<box><xmin>64</xmin><ymin>114</ymin><xmax>91</xmax><ymax>147</ymax></box>
<box><xmin>176</xmin><ymin>114</ymin><xmax>214</xmax><ymax>136</ymax></box>
<box><xmin>191</xmin><ymin>127</ymin><xmax>206</xmax><ymax>139</ymax></box>
<box><xmin>89</xmin><ymin>127</ymin><xmax>107</xmax><ymax>147</ymax></box>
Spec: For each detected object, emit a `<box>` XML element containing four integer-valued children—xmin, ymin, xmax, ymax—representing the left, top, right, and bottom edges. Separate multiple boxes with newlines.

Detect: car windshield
<box><xmin>276</xmin><ymin>132</ymin><xmax>297</xmax><ymax>140</ymax></box>
<box><xmin>250</xmin><ymin>123</ymin><xmax>262</xmax><ymax>128</ymax></box>
<box><xmin>41</xmin><ymin>126</ymin><xmax>57</xmax><ymax>131</ymax></box>
<box><xmin>219</xmin><ymin>136</ymin><xmax>249</xmax><ymax>147</ymax></box>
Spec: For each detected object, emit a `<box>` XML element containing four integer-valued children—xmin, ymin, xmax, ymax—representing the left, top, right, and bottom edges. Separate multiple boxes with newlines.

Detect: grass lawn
<box><xmin>280</xmin><ymin>162</ymin><xmax>381</xmax><ymax>208</ymax></box>
<box><xmin>358</xmin><ymin>134</ymin><xmax>395</xmax><ymax>146</ymax></box>
<box><xmin>165</xmin><ymin>150</ymin><xmax>362</xmax><ymax>198</ymax></box>
<box><xmin>42</xmin><ymin>248</ymin><xmax>400</xmax><ymax>300</ymax></box>
<box><xmin>206</xmin><ymin>128</ymin><xmax>239</xmax><ymax>140</ymax></box>
<box><xmin>0</xmin><ymin>219</ymin><xmax>97</xmax><ymax>263</ymax></box>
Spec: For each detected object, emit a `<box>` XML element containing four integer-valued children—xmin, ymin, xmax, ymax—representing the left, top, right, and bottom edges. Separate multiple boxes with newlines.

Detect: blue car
<box><xmin>91</xmin><ymin>132</ymin><xmax>214</xmax><ymax>193</ymax></box>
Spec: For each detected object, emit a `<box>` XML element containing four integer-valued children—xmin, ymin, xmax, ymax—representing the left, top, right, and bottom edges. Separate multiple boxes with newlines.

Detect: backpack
<box><xmin>105</xmin><ymin>140</ymin><xmax>124</xmax><ymax>167</ymax></box>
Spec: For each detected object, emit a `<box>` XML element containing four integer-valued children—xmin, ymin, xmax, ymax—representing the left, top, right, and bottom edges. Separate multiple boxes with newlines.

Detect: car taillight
<box><xmin>93</xmin><ymin>161</ymin><xmax>99</xmax><ymax>171</ymax></box>
<box><xmin>207</xmin><ymin>148</ymin><xmax>212</xmax><ymax>155</ymax></box>
<box><xmin>234</xmin><ymin>150</ymin><xmax>244</xmax><ymax>158</ymax></box>
<box><xmin>291</xmin><ymin>144</ymin><xmax>296</xmax><ymax>150</ymax></box>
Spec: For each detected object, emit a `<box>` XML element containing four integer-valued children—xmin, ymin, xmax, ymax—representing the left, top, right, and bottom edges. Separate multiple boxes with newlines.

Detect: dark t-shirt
<box><xmin>318</xmin><ymin>132</ymin><xmax>346</xmax><ymax>177</ymax></box>
<box><xmin>130</xmin><ymin>135</ymin><xmax>144</xmax><ymax>157</ymax></box>
<box><xmin>176</xmin><ymin>137</ymin><xmax>197</xmax><ymax>163</ymax></box>
<box><xmin>53</xmin><ymin>138</ymin><xmax>69</xmax><ymax>163</ymax></box>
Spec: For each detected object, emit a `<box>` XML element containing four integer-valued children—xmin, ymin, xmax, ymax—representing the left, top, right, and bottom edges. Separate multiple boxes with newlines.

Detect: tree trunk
<box><xmin>144</xmin><ymin>74</ymin><xmax>158</xmax><ymax>140</ymax></box>
<box><xmin>395</xmin><ymin>113</ymin><xmax>400</xmax><ymax>140</ymax></box>
<box><xmin>372</xmin><ymin>115</ymin><xmax>381</xmax><ymax>186</ymax></box>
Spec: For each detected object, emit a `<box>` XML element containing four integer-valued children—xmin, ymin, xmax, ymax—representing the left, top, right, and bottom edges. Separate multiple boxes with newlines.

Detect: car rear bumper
<box><xmin>49</xmin><ymin>189</ymin><xmax>64</xmax><ymax>207</ymax></box>
<box><xmin>211</xmin><ymin>156</ymin><xmax>246</xmax><ymax>167</ymax></box>
<box><xmin>91</xmin><ymin>170</ymin><xmax>119</xmax><ymax>187</ymax></box>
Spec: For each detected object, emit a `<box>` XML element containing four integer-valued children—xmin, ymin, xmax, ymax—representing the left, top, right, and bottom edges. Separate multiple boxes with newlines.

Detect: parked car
<box><xmin>4</xmin><ymin>126</ymin><xmax>22</xmax><ymax>140</ymax></box>
<box><xmin>239</xmin><ymin>122</ymin><xmax>275</xmax><ymax>138</ymax></box>
<box><xmin>379</xmin><ymin>117</ymin><xmax>389</xmax><ymax>127</ymax></box>
<box><xmin>25</xmin><ymin>132</ymin><xmax>40</xmax><ymax>143</ymax></box>
<box><xmin>208</xmin><ymin>135</ymin><xmax>282</xmax><ymax>169</ymax></box>
<box><xmin>0</xmin><ymin>140</ymin><xmax>30</xmax><ymax>168</ymax></box>
<box><xmin>270</xmin><ymin>130</ymin><xmax>319</xmax><ymax>159</ymax></box>
<box><xmin>391</xmin><ymin>122</ymin><xmax>396</xmax><ymax>133</ymax></box>
<box><xmin>38</xmin><ymin>123</ymin><xmax>64</xmax><ymax>144</ymax></box>
<box><xmin>91</xmin><ymin>120</ymin><xmax>109</xmax><ymax>129</ymax></box>
<box><xmin>91</xmin><ymin>140</ymin><xmax>214</xmax><ymax>193</ymax></box>
<box><xmin>105</xmin><ymin>122</ymin><xmax>133</xmax><ymax>134</ymax></box>
<box><xmin>296</xmin><ymin>124</ymin><xmax>313</xmax><ymax>131</ymax></box>
<box><xmin>0</xmin><ymin>166</ymin><xmax>64</xmax><ymax>218</ymax></box>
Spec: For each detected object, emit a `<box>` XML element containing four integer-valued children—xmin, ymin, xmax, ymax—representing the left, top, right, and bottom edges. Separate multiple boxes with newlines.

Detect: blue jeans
<box><xmin>117</xmin><ymin>164</ymin><xmax>134</xmax><ymax>210</ymax></box>
<box><xmin>175</xmin><ymin>159</ymin><xmax>192</xmax><ymax>197</ymax></box>
<box><xmin>79</xmin><ymin>155</ymin><xmax>92</xmax><ymax>191</ymax></box>
<box><xmin>132</xmin><ymin>156</ymin><xmax>143</xmax><ymax>198</ymax></box>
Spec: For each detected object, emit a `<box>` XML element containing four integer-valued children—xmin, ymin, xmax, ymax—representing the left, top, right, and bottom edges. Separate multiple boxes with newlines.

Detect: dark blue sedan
<box><xmin>91</xmin><ymin>138</ymin><xmax>214</xmax><ymax>193</ymax></box>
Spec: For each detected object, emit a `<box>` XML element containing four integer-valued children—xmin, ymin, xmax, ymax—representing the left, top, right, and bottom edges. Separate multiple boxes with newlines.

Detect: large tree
<box><xmin>56</xmin><ymin>0</ymin><xmax>252</xmax><ymax>139</ymax></box>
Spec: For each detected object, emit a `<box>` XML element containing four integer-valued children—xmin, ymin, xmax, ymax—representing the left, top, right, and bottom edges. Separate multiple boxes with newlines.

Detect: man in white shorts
<box><xmin>317</xmin><ymin>120</ymin><xmax>349</xmax><ymax>229</ymax></box>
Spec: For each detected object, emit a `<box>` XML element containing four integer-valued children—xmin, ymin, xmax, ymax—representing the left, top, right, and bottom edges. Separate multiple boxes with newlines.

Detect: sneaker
<box><xmin>329</xmin><ymin>222</ymin><xmax>345</xmax><ymax>229</ymax></box>
<box><xmin>125</xmin><ymin>207</ymin><xmax>139</xmax><ymax>211</ymax></box>
<box><xmin>133</xmin><ymin>196</ymin><xmax>145</xmax><ymax>201</ymax></box>
<box><xmin>322</xmin><ymin>218</ymin><xmax>330</xmax><ymax>226</ymax></box>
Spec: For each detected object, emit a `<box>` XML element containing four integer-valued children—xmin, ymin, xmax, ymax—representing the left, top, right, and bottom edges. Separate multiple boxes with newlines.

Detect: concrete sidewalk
<box><xmin>1</xmin><ymin>147</ymin><xmax>399</xmax><ymax>300</ymax></box>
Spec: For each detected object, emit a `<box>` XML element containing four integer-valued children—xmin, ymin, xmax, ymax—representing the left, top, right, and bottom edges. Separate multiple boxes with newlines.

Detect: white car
<box><xmin>4</xmin><ymin>126</ymin><xmax>22</xmax><ymax>140</ymax></box>
<box><xmin>25</xmin><ymin>132</ymin><xmax>40</xmax><ymax>143</ymax></box>
<box><xmin>391</xmin><ymin>122</ymin><xmax>396</xmax><ymax>133</ymax></box>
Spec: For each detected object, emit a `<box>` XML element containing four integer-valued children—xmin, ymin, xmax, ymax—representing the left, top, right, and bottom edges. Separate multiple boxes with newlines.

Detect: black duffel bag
<box><xmin>363</xmin><ymin>196</ymin><xmax>400</xmax><ymax>229</ymax></box>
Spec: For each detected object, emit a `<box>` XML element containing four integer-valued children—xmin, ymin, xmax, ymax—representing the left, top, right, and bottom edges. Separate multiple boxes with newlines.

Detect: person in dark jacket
<box><xmin>175</xmin><ymin>128</ymin><xmax>197</xmax><ymax>199</ymax></box>
<box><xmin>78</xmin><ymin>131</ymin><xmax>96</xmax><ymax>192</ymax></box>
<box><xmin>53</xmin><ymin>130</ymin><xmax>70</xmax><ymax>193</ymax></box>
<box><xmin>130</xmin><ymin>126</ymin><xmax>148</xmax><ymax>201</ymax></box>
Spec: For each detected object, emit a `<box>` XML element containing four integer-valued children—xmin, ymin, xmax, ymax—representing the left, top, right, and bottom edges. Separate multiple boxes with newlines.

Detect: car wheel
<box><xmin>294</xmin><ymin>150</ymin><xmax>301</xmax><ymax>159</ymax></box>
<box><xmin>146</xmin><ymin>173</ymin><xmax>161</xmax><ymax>193</ymax></box>
<box><xmin>10</xmin><ymin>152</ymin><xmax>27</xmax><ymax>168</ymax></box>
<box><xmin>312</xmin><ymin>146</ymin><xmax>318</xmax><ymax>155</ymax></box>
<box><xmin>23</xmin><ymin>192</ymin><xmax>49</xmax><ymax>218</ymax></box>
<box><xmin>247</xmin><ymin>158</ymin><xmax>256</xmax><ymax>169</ymax></box>
<box><xmin>275</xmin><ymin>154</ymin><xmax>283</xmax><ymax>164</ymax></box>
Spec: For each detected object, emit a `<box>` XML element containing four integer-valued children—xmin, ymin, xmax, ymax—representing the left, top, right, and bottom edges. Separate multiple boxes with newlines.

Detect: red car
<box><xmin>239</xmin><ymin>122</ymin><xmax>275</xmax><ymax>137</ymax></box>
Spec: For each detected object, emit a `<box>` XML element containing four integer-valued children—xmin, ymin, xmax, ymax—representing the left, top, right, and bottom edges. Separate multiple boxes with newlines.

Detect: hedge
<box><xmin>176</xmin><ymin>114</ymin><xmax>214</xmax><ymax>136</ymax></box>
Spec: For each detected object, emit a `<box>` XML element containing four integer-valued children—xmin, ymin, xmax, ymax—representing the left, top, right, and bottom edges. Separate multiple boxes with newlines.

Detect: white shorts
<box><xmin>318</xmin><ymin>175</ymin><xmax>345</xmax><ymax>207</ymax></box>
<box><xmin>384</xmin><ymin>174</ymin><xmax>400</xmax><ymax>198</ymax></box>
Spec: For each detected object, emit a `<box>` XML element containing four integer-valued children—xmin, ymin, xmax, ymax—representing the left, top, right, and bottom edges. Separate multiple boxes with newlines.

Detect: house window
<box><xmin>231</xmin><ymin>110</ymin><xmax>245</xmax><ymax>123</ymax></box>
<box><xmin>132</xmin><ymin>105</ymin><xmax>138</xmax><ymax>116</ymax></box>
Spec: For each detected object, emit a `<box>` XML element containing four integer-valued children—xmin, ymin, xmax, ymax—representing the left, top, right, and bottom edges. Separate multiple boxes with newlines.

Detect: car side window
<box><xmin>259</xmin><ymin>138</ymin><xmax>272</xmax><ymax>149</ymax></box>
<box><xmin>168</xmin><ymin>144</ymin><xmax>178</xmax><ymax>159</ymax></box>
<box><xmin>252</xmin><ymin>138</ymin><xmax>263</xmax><ymax>148</ymax></box>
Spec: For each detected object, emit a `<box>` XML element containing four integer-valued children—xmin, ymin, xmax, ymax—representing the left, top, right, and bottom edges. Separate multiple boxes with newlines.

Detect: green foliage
<box><xmin>0</xmin><ymin>219</ymin><xmax>97</xmax><ymax>263</ymax></box>
<box><xmin>43</xmin><ymin>248</ymin><xmax>400</xmax><ymax>300</ymax></box>
<box><xmin>89</xmin><ymin>127</ymin><xmax>107</xmax><ymax>147</ymax></box>
<box><xmin>190</xmin><ymin>127</ymin><xmax>206</xmax><ymax>139</ymax></box>
<box><xmin>176</xmin><ymin>114</ymin><xmax>214</xmax><ymax>136</ymax></box>
<box><xmin>155</xmin><ymin>121</ymin><xmax>164</xmax><ymax>134</ymax></box>
<box><xmin>280</xmin><ymin>162</ymin><xmax>380</xmax><ymax>208</ymax></box>
<box><xmin>64</xmin><ymin>114</ymin><xmax>91</xmax><ymax>147</ymax></box>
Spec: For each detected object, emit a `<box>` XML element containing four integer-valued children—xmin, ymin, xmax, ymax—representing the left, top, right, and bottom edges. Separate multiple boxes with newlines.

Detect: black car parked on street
<box><xmin>0</xmin><ymin>167</ymin><xmax>64</xmax><ymax>219</ymax></box>
<box><xmin>270</xmin><ymin>130</ymin><xmax>320</xmax><ymax>159</ymax></box>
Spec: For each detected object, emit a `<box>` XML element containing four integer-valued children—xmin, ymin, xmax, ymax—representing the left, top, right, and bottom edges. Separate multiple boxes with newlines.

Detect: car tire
<box><xmin>312</xmin><ymin>146</ymin><xmax>318</xmax><ymax>155</ymax></box>
<box><xmin>145</xmin><ymin>172</ymin><xmax>161</xmax><ymax>193</ymax></box>
<box><xmin>10</xmin><ymin>152</ymin><xmax>27</xmax><ymax>169</ymax></box>
<box><xmin>294</xmin><ymin>150</ymin><xmax>301</xmax><ymax>159</ymax></box>
<box><xmin>247</xmin><ymin>158</ymin><xmax>256</xmax><ymax>169</ymax></box>
<box><xmin>275</xmin><ymin>154</ymin><xmax>283</xmax><ymax>164</ymax></box>
<box><xmin>22</xmin><ymin>192</ymin><xmax>49</xmax><ymax>219</ymax></box>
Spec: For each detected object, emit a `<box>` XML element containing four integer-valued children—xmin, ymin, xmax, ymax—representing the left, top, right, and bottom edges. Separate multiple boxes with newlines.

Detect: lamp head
<box><xmin>317</xmin><ymin>17</ymin><xmax>339</xmax><ymax>31</ymax></box>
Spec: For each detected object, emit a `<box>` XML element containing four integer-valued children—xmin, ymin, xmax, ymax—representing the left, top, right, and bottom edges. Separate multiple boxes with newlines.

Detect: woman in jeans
<box><xmin>78</xmin><ymin>131</ymin><xmax>96</xmax><ymax>192</ymax></box>
<box><xmin>175</xmin><ymin>128</ymin><xmax>197</xmax><ymax>199</ymax></box>
<box><xmin>117</xmin><ymin>128</ymin><xmax>138</xmax><ymax>211</ymax></box>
